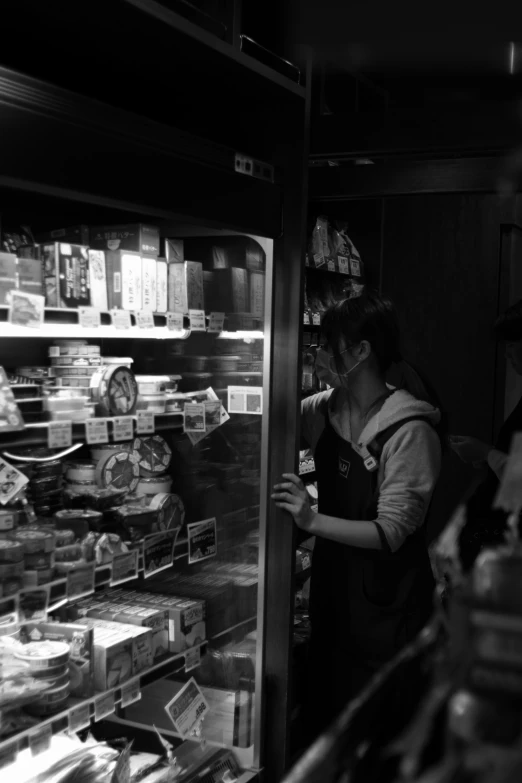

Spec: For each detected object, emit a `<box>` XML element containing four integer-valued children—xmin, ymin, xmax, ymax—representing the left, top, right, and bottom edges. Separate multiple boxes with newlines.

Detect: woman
<box><xmin>272</xmin><ymin>292</ymin><xmax>442</xmax><ymax>741</ymax></box>
<box><xmin>452</xmin><ymin>300</ymin><xmax>522</xmax><ymax>570</ymax></box>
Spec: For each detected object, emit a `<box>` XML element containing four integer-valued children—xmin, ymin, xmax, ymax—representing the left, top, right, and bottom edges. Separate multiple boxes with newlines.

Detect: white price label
<box><xmin>312</xmin><ymin>313</ymin><xmax>321</xmax><ymax>326</ymax></box>
<box><xmin>85</xmin><ymin>418</ymin><xmax>109</xmax><ymax>445</ymax></box>
<box><xmin>208</xmin><ymin>312</ymin><xmax>225</xmax><ymax>333</ymax></box>
<box><xmin>136</xmin><ymin>411</ymin><xmax>155</xmax><ymax>434</ymax></box>
<box><xmin>164</xmin><ymin>677</ymin><xmax>209</xmax><ymax>737</ymax></box>
<box><xmin>78</xmin><ymin>307</ymin><xmax>101</xmax><ymax>329</ymax></box>
<box><xmin>111</xmin><ymin>310</ymin><xmax>132</xmax><ymax>330</ymax></box>
<box><xmin>113</xmin><ymin>416</ymin><xmax>134</xmax><ymax>441</ymax></box>
<box><xmin>327</xmin><ymin>260</ymin><xmax>336</xmax><ymax>272</ymax></box>
<box><xmin>136</xmin><ymin>310</ymin><xmax>154</xmax><ymax>329</ymax></box>
<box><xmin>167</xmin><ymin>312</ymin><xmax>184</xmax><ymax>331</ymax></box>
<box><xmin>110</xmin><ymin>549</ymin><xmax>139</xmax><ymax>586</ymax></box>
<box><xmin>67</xmin><ymin>562</ymin><xmax>95</xmax><ymax>602</ymax></box>
<box><xmin>313</xmin><ymin>252</ymin><xmax>325</xmax><ymax>268</ymax></box>
<box><xmin>184</xmin><ymin>646</ymin><xmax>201</xmax><ymax>673</ymax></box>
<box><xmin>303</xmin><ymin>311</ymin><xmax>310</xmax><ymax>325</ymax></box>
<box><xmin>301</xmin><ymin>554</ymin><xmax>311</xmax><ymax>571</ymax></box>
<box><xmin>121</xmin><ymin>678</ymin><xmax>141</xmax><ymax>708</ymax></box>
<box><xmin>48</xmin><ymin>421</ymin><xmax>72</xmax><ymax>449</ymax></box>
<box><xmin>189</xmin><ymin>309</ymin><xmax>206</xmax><ymax>332</ymax></box>
<box><xmin>29</xmin><ymin>725</ymin><xmax>52</xmax><ymax>756</ymax></box>
<box><xmin>338</xmin><ymin>256</ymin><xmax>349</xmax><ymax>274</ymax></box>
<box><xmin>94</xmin><ymin>691</ymin><xmax>115</xmax><ymax>721</ymax></box>
<box><xmin>69</xmin><ymin>703</ymin><xmax>92</xmax><ymax>733</ymax></box>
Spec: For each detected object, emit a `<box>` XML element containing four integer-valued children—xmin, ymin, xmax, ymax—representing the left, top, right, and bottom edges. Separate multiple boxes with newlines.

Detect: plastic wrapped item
<box><xmin>62</xmin><ymin>486</ymin><xmax>127</xmax><ymax>511</ymax></box>
<box><xmin>133</xmin><ymin>435</ymin><xmax>172</xmax><ymax>476</ymax></box>
<box><xmin>25</xmin><ymin>741</ymin><xmax>119</xmax><ymax>783</ymax></box>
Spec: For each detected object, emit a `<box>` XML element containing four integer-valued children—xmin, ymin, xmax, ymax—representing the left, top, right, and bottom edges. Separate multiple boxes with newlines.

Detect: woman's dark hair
<box><xmin>494</xmin><ymin>300</ymin><xmax>522</xmax><ymax>342</ymax></box>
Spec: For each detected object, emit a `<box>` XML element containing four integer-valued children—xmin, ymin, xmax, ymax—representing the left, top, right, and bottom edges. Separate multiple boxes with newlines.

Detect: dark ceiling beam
<box><xmin>310</xmin><ymin>102</ymin><xmax>522</xmax><ymax>160</ymax></box>
<box><xmin>309</xmin><ymin>157</ymin><xmax>510</xmax><ymax>200</ymax></box>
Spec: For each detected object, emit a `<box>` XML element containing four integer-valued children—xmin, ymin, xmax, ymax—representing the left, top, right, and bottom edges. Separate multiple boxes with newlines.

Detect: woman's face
<box><xmin>506</xmin><ymin>340</ymin><xmax>522</xmax><ymax>375</ymax></box>
<box><xmin>315</xmin><ymin>339</ymin><xmax>359</xmax><ymax>386</ymax></box>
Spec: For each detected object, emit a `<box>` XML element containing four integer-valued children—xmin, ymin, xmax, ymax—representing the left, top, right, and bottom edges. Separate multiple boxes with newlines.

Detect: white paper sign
<box><xmin>48</xmin><ymin>420</ymin><xmax>72</xmax><ymax>449</ymax></box>
<box><xmin>164</xmin><ymin>677</ymin><xmax>209</xmax><ymax>737</ymax></box>
<box><xmin>228</xmin><ymin>386</ymin><xmax>263</xmax><ymax>415</ymax></box>
<box><xmin>186</xmin><ymin>388</ymin><xmax>230</xmax><ymax>446</ymax></box>
<box><xmin>121</xmin><ymin>678</ymin><xmax>141</xmax><ymax>708</ymax></box>
<box><xmin>0</xmin><ymin>458</ymin><xmax>29</xmax><ymax>505</ymax></box>
<box><xmin>327</xmin><ymin>260</ymin><xmax>336</xmax><ymax>272</ymax></box>
<box><xmin>136</xmin><ymin>411</ymin><xmax>155</xmax><ymax>434</ymax></box>
<box><xmin>95</xmin><ymin>691</ymin><xmax>115</xmax><ymax>721</ymax></box>
<box><xmin>69</xmin><ymin>703</ymin><xmax>92</xmax><ymax>733</ymax></box>
<box><xmin>85</xmin><ymin>418</ymin><xmax>109</xmax><ymax>445</ymax></box>
<box><xmin>184</xmin><ymin>403</ymin><xmax>205</xmax><ymax>433</ymax></box>
<box><xmin>113</xmin><ymin>417</ymin><xmax>134</xmax><ymax>441</ymax></box>
<box><xmin>208</xmin><ymin>312</ymin><xmax>225</xmax><ymax>333</ymax></box>
<box><xmin>9</xmin><ymin>291</ymin><xmax>44</xmax><ymax>329</ymax></box>
<box><xmin>184</xmin><ymin>646</ymin><xmax>201</xmax><ymax>673</ymax></box>
<box><xmin>79</xmin><ymin>307</ymin><xmax>101</xmax><ymax>329</ymax></box>
<box><xmin>189</xmin><ymin>309</ymin><xmax>206</xmax><ymax>332</ymax></box>
<box><xmin>167</xmin><ymin>312</ymin><xmax>184</xmax><ymax>331</ymax></box>
<box><xmin>338</xmin><ymin>256</ymin><xmax>349</xmax><ymax>274</ymax></box>
<box><xmin>111</xmin><ymin>310</ymin><xmax>132</xmax><ymax>330</ymax></box>
<box><xmin>136</xmin><ymin>310</ymin><xmax>154</xmax><ymax>329</ymax></box>
<box><xmin>312</xmin><ymin>313</ymin><xmax>321</xmax><ymax>326</ymax></box>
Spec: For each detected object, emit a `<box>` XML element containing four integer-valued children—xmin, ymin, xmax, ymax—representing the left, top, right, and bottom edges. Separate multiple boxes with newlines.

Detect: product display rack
<box><xmin>0</xmin><ymin>3</ymin><xmax>310</xmax><ymax>780</ymax></box>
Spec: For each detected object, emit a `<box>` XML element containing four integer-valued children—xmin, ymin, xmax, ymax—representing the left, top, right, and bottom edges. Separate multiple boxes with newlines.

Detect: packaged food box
<box><xmin>0</xmin><ymin>252</ymin><xmax>17</xmax><ymax>304</ymax></box>
<box><xmin>141</xmin><ymin>255</ymin><xmax>157</xmax><ymax>312</ymax></box>
<box><xmin>168</xmin><ymin>260</ymin><xmax>204</xmax><ymax>314</ymax></box>
<box><xmin>36</xmin><ymin>225</ymin><xmax>90</xmax><ymax>246</ymax></box>
<box><xmin>105</xmin><ymin>250</ymin><xmax>141</xmax><ymax>311</ymax></box>
<box><xmin>87</xmin><ymin>250</ymin><xmax>108</xmax><ymax>310</ymax></box>
<box><xmin>90</xmin><ymin>224</ymin><xmax>160</xmax><ymax>257</ymax></box>
<box><xmin>18</xmin><ymin>620</ymin><xmax>94</xmax><ymax>697</ymax></box>
<box><xmin>41</xmin><ymin>243</ymin><xmax>91</xmax><ymax>308</ymax></box>
<box><xmin>163</xmin><ymin>238</ymin><xmax>184</xmax><ymax>264</ymax></box>
<box><xmin>82</xmin><ymin>617</ymin><xmax>153</xmax><ymax>678</ymax></box>
<box><xmin>156</xmin><ymin>258</ymin><xmax>168</xmax><ymax>313</ymax></box>
<box><xmin>79</xmin><ymin>617</ymin><xmax>134</xmax><ymax>690</ymax></box>
<box><xmin>16</xmin><ymin>256</ymin><xmax>43</xmax><ymax>297</ymax></box>
<box><xmin>83</xmin><ymin>600</ymin><xmax>169</xmax><ymax>660</ymax></box>
<box><xmin>213</xmin><ymin>268</ymin><xmax>248</xmax><ymax>313</ymax></box>
<box><xmin>118</xmin><ymin>589</ymin><xmax>206</xmax><ymax>653</ymax></box>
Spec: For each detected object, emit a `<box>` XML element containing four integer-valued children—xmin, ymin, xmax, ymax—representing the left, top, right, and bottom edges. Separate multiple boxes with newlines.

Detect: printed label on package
<box><xmin>85</xmin><ymin>418</ymin><xmax>109</xmax><ymax>445</ymax></box>
<box><xmin>69</xmin><ymin>703</ymin><xmax>92</xmax><ymax>734</ymax></box>
<box><xmin>312</xmin><ymin>313</ymin><xmax>321</xmax><ymax>326</ymax></box>
<box><xmin>186</xmin><ymin>388</ymin><xmax>229</xmax><ymax>446</ymax></box>
<box><xmin>187</xmin><ymin>518</ymin><xmax>217</xmax><ymax>564</ymax></box>
<box><xmin>184</xmin><ymin>403</ymin><xmax>205</xmax><ymax>433</ymax></box>
<box><xmin>303</xmin><ymin>311</ymin><xmax>310</xmax><ymax>325</ymax></box>
<box><xmin>164</xmin><ymin>677</ymin><xmax>209</xmax><ymax>737</ymax></box>
<box><xmin>110</xmin><ymin>549</ymin><xmax>139</xmax><ymax>587</ymax></box>
<box><xmin>0</xmin><ymin>457</ymin><xmax>29</xmax><ymax>505</ymax></box>
<box><xmin>299</xmin><ymin>457</ymin><xmax>316</xmax><ymax>476</ymax></box>
<box><xmin>184</xmin><ymin>645</ymin><xmax>202</xmax><ymax>673</ymax></box>
<box><xmin>94</xmin><ymin>691</ymin><xmax>116</xmax><ymax>721</ymax></box>
<box><xmin>136</xmin><ymin>310</ymin><xmax>154</xmax><ymax>329</ymax></box>
<box><xmin>327</xmin><ymin>259</ymin><xmax>336</xmax><ymax>272</ymax></box>
<box><xmin>48</xmin><ymin>420</ymin><xmax>72</xmax><ymax>450</ymax></box>
<box><xmin>189</xmin><ymin>309</ymin><xmax>206</xmax><ymax>332</ymax></box>
<box><xmin>18</xmin><ymin>586</ymin><xmax>50</xmax><ymax>623</ymax></box>
<box><xmin>79</xmin><ymin>307</ymin><xmax>101</xmax><ymax>329</ymax></box>
<box><xmin>204</xmin><ymin>400</ymin><xmax>221</xmax><ymax>428</ymax></box>
<box><xmin>228</xmin><ymin>386</ymin><xmax>263</xmax><ymax>416</ymax></box>
<box><xmin>208</xmin><ymin>312</ymin><xmax>225</xmax><ymax>333</ymax></box>
<box><xmin>113</xmin><ymin>416</ymin><xmax>134</xmax><ymax>441</ymax></box>
<box><xmin>121</xmin><ymin>678</ymin><xmax>141</xmax><ymax>708</ymax></box>
<box><xmin>0</xmin><ymin>741</ymin><xmax>18</xmax><ymax>770</ymax></box>
<box><xmin>29</xmin><ymin>724</ymin><xmax>52</xmax><ymax>757</ymax></box>
<box><xmin>66</xmin><ymin>562</ymin><xmax>95</xmax><ymax>602</ymax></box>
<box><xmin>111</xmin><ymin>309</ymin><xmax>132</xmax><ymax>330</ymax></box>
<box><xmin>338</xmin><ymin>256</ymin><xmax>349</xmax><ymax>274</ymax></box>
<box><xmin>313</xmin><ymin>253</ymin><xmax>325</xmax><ymax>268</ymax></box>
<box><xmin>136</xmin><ymin>411</ymin><xmax>155</xmax><ymax>434</ymax></box>
<box><xmin>167</xmin><ymin>312</ymin><xmax>184</xmax><ymax>331</ymax></box>
<box><xmin>9</xmin><ymin>290</ymin><xmax>45</xmax><ymax>329</ymax></box>
<box><xmin>143</xmin><ymin>531</ymin><xmax>176</xmax><ymax>579</ymax></box>
<box><xmin>350</xmin><ymin>258</ymin><xmax>361</xmax><ymax>277</ymax></box>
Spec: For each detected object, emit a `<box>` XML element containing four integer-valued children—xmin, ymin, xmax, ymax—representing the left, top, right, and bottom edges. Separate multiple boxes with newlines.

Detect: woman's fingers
<box><xmin>273</xmin><ymin>482</ymin><xmax>298</xmax><ymax>493</ymax></box>
<box><xmin>271</xmin><ymin>491</ymin><xmax>295</xmax><ymax>503</ymax></box>
<box><xmin>282</xmin><ymin>473</ymin><xmax>302</xmax><ymax>487</ymax></box>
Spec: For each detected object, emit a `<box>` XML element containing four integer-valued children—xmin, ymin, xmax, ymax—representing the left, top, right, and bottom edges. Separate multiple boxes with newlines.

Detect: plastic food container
<box><xmin>137</xmin><ymin>474</ymin><xmax>173</xmax><ymax>495</ymax></box>
<box><xmin>137</xmin><ymin>393</ymin><xmax>166</xmax><ymax>413</ymax></box>
<box><xmin>43</xmin><ymin>395</ymin><xmax>89</xmax><ymax>412</ymax></box>
<box><xmin>66</xmin><ymin>461</ymin><xmax>97</xmax><ymax>483</ymax></box>
<box><xmin>102</xmin><ymin>357</ymin><xmax>134</xmax><ymax>368</ymax></box>
<box><xmin>15</xmin><ymin>640</ymin><xmax>70</xmax><ymax>669</ymax></box>
<box><xmin>91</xmin><ymin>443</ymin><xmax>131</xmax><ymax>464</ymax></box>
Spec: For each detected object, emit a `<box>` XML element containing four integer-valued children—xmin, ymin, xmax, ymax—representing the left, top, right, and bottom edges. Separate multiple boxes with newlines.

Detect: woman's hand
<box><xmin>450</xmin><ymin>435</ymin><xmax>491</xmax><ymax>465</ymax></box>
<box><xmin>272</xmin><ymin>473</ymin><xmax>316</xmax><ymax>532</ymax></box>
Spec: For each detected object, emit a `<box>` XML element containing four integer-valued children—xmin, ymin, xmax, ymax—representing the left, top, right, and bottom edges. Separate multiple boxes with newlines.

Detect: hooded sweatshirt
<box><xmin>302</xmin><ymin>388</ymin><xmax>442</xmax><ymax>553</ymax></box>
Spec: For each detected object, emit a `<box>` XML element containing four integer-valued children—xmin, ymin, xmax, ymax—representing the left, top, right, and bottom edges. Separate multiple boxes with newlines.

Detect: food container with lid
<box><xmin>90</xmin><ymin>365</ymin><xmax>138</xmax><ymax>416</ymax></box>
<box><xmin>133</xmin><ymin>435</ymin><xmax>172</xmax><ymax>476</ymax></box>
<box><xmin>137</xmin><ymin>393</ymin><xmax>166</xmax><ymax>413</ymax></box>
<box><xmin>137</xmin><ymin>474</ymin><xmax>173</xmax><ymax>496</ymax></box>
<box><xmin>66</xmin><ymin>461</ymin><xmax>97</xmax><ymax>483</ymax></box>
<box><xmin>53</xmin><ymin>509</ymin><xmax>103</xmax><ymax>536</ymax></box>
<box><xmin>91</xmin><ymin>442</ymin><xmax>132</xmax><ymax>464</ymax></box>
<box><xmin>96</xmin><ymin>451</ymin><xmax>140</xmax><ymax>492</ymax></box>
<box><xmin>102</xmin><ymin>357</ymin><xmax>134</xmax><ymax>368</ymax></box>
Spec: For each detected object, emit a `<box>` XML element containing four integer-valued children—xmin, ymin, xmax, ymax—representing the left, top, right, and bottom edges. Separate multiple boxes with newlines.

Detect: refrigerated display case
<box><xmin>0</xmin><ymin>4</ymin><xmax>309</xmax><ymax>780</ymax></box>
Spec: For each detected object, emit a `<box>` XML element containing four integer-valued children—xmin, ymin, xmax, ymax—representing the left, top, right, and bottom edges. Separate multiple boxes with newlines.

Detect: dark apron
<box><xmin>303</xmin><ymin>404</ymin><xmax>435</xmax><ymax>740</ymax></box>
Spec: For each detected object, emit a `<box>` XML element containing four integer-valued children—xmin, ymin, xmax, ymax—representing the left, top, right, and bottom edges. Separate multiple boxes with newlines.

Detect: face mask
<box><xmin>316</xmin><ymin>348</ymin><xmax>363</xmax><ymax>383</ymax></box>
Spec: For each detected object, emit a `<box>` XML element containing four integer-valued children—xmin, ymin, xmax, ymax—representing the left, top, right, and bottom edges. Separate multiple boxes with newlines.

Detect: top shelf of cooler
<box><xmin>0</xmin><ymin>308</ymin><xmax>264</xmax><ymax>341</ymax></box>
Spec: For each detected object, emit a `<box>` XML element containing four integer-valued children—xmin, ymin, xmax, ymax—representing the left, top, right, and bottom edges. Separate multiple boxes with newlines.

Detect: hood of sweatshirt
<box><xmin>358</xmin><ymin>389</ymin><xmax>441</xmax><ymax>448</ymax></box>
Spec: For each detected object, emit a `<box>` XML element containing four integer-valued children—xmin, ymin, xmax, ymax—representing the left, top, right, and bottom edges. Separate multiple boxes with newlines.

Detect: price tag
<box><xmin>187</xmin><ymin>518</ymin><xmax>217</xmax><ymax>564</ymax></box>
<box><xmin>303</xmin><ymin>311</ymin><xmax>310</xmax><ymax>325</ymax></box>
<box><xmin>121</xmin><ymin>678</ymin><xmax>141</xmax><ymax>708</ymax></box>
<box><xmin>208</xmin><ymin>312</ymin><xmax>225</xmax><ymax>333</ymax></box>
<box><xmin>143</xmin><ymin>531</ymin><xmax>176</xmax><ymax>579</ymax></box>
<box><xmin>136</xmin><ymin>310</ymin><xmax>154</xmax><ymax>329</ymax></box>
<box><xmin>0</xmin><ymin>741</ymin><xmax>18</xmax><ymax>770</ymax></box>
<box><xmin>184</xmin><ymin>646</ymin><xmax>201</xmax><ymax>673</ymax></box>
<box><xmin>338</xmin><ymin>256</ymin><xmax>349</xmax><ymax>274</ymax></box>
<box><xmin>164</xmin><ymin>677</ymin><xmax>209</xmax><ymax>738</ymax></box>
<box><xmin>313</xmin><ymin>252</ymin><xmax>325</xmax><ymax>268</ymax></box>
<box><xmin>29</xmin><ymin>725</ymin><xmax>52</xmax><ymax>756</ymax></box>
<box><xmin>85</xmin><ymin>418</ymin><xmax>109</xmax><ymax>445</ymax></box>
<box><xmin>113</xmin><ymin>416</ymin><xmax>134</xmax><ymax>441</ymax></box>
<box><xmin>136</xmin><ymin>411</ymin><xmax>155</xmax><ymax>434</ymax></box>
<box><xmin>48</xmin><ymin>421</ymin><xmax>72</xmax><ymax>449</ymax></box>
<box><xmin>69</xmin><ymin>703</ymin><xmax>92</xmax><ymax>734</ymax></box>
<box><xmin>189</xmin><ymin>309</ymin><xmax>206</xmax><ymax>332</ymax></box>
<box><xmin>110</xmin><ymin>549</ymin><xmax>139</xmax><ymax>587</ymax></box>
<box><xmin>350</xmin><ymin>258</ymin><xmax>361</xmax><ymax>277</ymax></box>
<box><xmin>67</xmin><ymin>562</ymin><xmax>95</xmax><ymax>601</ymax></box>
<box><xmin>111</xmin><ymin>310</ymin><xmax>132</xmax><ymax>330</ymax></box>
<box><xmin>312</xmin><ymin>313</ymin><xmax>321</xmax><ymax>326</ymax></box>
<box><xmin>78</xmin><ymin>307</ymin><xmax>101</xmax><ymax>329</ymax></box>
<box><xmin>327</xmin><ymin>260</ymin><xmax>336</xmax><ymax>272</ymax></box>
<box><xmin>301</xmin><ymin>553</ymin><xmax>311</xmax><ymax>571</ymax></box>
<box><xmin>167</xmin><ymin>312</ymin><xmax>184</xmax><ymax>331</ymax></box>
<box><xmin>94</xmin><ymin>691</ymin><xmax>115</xmax><ymax>721</ymax></box>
